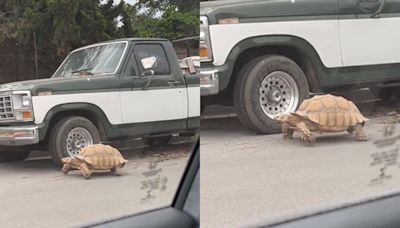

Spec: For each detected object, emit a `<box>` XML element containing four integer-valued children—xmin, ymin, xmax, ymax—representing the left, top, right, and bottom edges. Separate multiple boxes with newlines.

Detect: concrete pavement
<box><xmin>0</xmin><ymin>138</ymin><xmax>193</xmax><ymax>228</ymax></box>
<box><xmin>201</xmin><ymin>106</ymin><xmax>400</xmax><ymax>228</ymax></box>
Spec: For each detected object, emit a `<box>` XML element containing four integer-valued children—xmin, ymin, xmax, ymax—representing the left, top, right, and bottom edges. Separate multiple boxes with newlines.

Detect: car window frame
<box><xmin>250</xmin><ymin>189</ymin><xmax>400</xmax><ymax>228</ymax></box>
<box><xmin>52</xmin><ymin>41</ymin><xmax>129</xmax><ymax>78</ymax></box>
<box><xmin>133</xmin><ymin>43</ymin><xmax>172</xmax><ymax>76</ymax></box>
<box><xmin>123</xmin><ymin>50</ymin><xmax>140</xmax><ymax>77</ymax></box>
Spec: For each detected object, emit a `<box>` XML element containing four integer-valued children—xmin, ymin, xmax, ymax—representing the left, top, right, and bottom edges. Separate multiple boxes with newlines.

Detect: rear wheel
<box><xmin>49</xmin><ymin>116</ymin><xmax>100</xmax><ymax>166</ymax></box>
<box><xmin>234</xmin><ymin>55</ymin><xmax>309</xmax><ymax>134</ymax></box>
<box><xmin>0</xmin><ymin>146</ymin><xmax>31</xmax><ymax>162</ymax></box>
<box><xmin>143</xmin><ymin>135</ymin><xmax>172</xmax><ymax>147</ymax></box>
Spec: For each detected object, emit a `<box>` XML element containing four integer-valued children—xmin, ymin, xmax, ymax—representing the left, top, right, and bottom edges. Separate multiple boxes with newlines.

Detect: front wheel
<box><xmin>234</xmin><ymin>55</ymin><xmax>309</xmax><ymax>134</ymax></box>
<box><xmin>0</xmin><ymin>146</ymin><xmax>31</xmax><ymax>162</ymax></box>
<box><xmin>49</xmin><ymin>116</ymin><xmax>100</xmax><ymax>166</ymax></box>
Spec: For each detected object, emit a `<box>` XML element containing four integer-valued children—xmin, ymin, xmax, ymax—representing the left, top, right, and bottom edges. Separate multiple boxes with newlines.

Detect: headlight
<box><xmin>200</xmin><ymin>16</ymin><xmax>213</xmax><ymax>62</ymax></box>
<box><xmin>22</xmin><ymin>95</ymin><xmax>30</xmax><ymax>107</ymax></box>
<box><xmin>12</xmin><ymin>91</ymin><xmax>34</xmax><ymax>121</ymax></box>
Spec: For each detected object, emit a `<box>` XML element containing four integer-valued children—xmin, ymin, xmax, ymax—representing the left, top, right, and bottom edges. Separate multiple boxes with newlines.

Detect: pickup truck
<box><xmin>200</xmin><ymin>0</ymin><xmax>400</xmax><ymax>134</ymax></box>
<box><xmin>0</xmin><ymin>38</ymin><xmax>200</xmax><ymax>165</ymax></box>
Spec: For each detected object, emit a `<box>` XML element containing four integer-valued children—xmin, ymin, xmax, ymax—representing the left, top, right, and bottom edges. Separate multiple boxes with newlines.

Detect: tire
<box><xmin>0</xmin><ymin>146</ymin><xmax>31</xmax><ymax>162</ymax></box>
<box><xmin>234</xmin><ymin>55</ymin><xmax>309</xmax><ymax>134</ymax></box>
<box><xmin>143</xmin><ymin>135</ymin><xmax>172</xmax><ymax>147</ymax></box>
<box><xmin>49</xmin><ymin>116</ymin><xmax>100</xmax><ymax>167</ymax></box>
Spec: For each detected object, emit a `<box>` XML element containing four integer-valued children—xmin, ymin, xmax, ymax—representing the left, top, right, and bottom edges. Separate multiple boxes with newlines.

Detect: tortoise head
<box><xmin>275</xmin><ymin>113</ymin><xmax>303</xmax><ymax>126</ymax></box>
<box><xmin>61</xmin><ymin>157</ymin><xmax>82</xmax><ymax>166</ymax></box>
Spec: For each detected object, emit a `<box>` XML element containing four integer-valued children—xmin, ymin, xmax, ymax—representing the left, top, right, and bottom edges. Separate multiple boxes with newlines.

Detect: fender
<box><xmin>216</xmin><ymin>35</ymin><xmax>327</xmax><ymax>92</ymax></box>
<box><xmin>38</xmin><ymin>103</ymin><xmax>112</xmax><ymax>141</ymax></box>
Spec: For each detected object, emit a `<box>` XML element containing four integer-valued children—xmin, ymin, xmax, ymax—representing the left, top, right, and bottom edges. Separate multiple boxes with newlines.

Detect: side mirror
<box><xmin>140</xmin><ymin>56</ymin><xmax>157</xmax><ymax>77</ymax></box>
<box><xmin>141</xmin><ymin>56</ymin><xmax>157</xmax><ymax>70</ymax></box>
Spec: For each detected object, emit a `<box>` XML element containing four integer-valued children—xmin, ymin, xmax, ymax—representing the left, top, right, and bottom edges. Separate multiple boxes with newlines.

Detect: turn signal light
<box><xmin>218</xmin><ymin>18</ymin><xmax>239</xmax><ymax>24</ymax></box>
<box><xmin>22</xmin><ymin>111</ymin><xmax>32</xmax><ymax>120</ymax></box>
<box><xmin>38</xmin><ymin>91</ymin><xmax>52</xmax><ymax>96</ymax></box>
<box><xmin>200</xmin><ymin>47</ymin><xmax>208</xmax><ymax>58</ymax></box>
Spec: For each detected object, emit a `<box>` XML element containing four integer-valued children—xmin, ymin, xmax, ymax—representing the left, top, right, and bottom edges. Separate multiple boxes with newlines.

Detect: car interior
<box><xmin>255</xmin><ymin>190</ymin><xmax>400</xmax><ymax>228</ymax></box>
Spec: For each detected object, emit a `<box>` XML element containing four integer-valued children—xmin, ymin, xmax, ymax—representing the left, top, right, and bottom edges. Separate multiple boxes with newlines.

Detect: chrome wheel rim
<box><xmin>259</xmin><ymin>71</ymin><xmax>299</xmax><ymax>119</ymax></box>
<box><xmin>66</xmin><ymin>127</ymin><xmax>93</xmax><ymax>157</ymax></box>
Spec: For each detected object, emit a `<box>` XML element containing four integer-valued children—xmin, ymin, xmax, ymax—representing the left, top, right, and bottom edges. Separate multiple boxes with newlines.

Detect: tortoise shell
<box><xmin>77</xmin><ymin>144</ymin><xmax>127</xmax><ymax>169</ymax></box>
<box><xmin>294</xmin><ymin>94</ymin><xmax>368</xmax><ymax>127</ymax></box>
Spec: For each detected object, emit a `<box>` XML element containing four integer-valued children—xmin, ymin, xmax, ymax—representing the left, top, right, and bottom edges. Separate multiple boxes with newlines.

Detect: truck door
<box><xmin>339</xmin><ymin>0</ymin><xmax>400</xmax><ymax>66</ymax></box>
<box><xmin>120</xmin><ymin>42</ymin><xmax>187</xmax><ymax>125</ymax></box>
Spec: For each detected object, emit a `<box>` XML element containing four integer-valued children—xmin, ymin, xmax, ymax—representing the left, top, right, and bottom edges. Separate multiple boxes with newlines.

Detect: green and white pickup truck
<box><xmin>200</xmin><ymin>0</ymin><xmax>400</xmax><ymax>134</ymax></box>
<box><xmin>0</xmin><ymin>38</ymin><xmax>200</xmax><ymax>165</ymax></box>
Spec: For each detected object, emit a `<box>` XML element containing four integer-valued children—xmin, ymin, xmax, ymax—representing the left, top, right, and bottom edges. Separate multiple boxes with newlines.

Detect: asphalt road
<box><xmin>201</xmin><ymin>105</ymin><xmax>400</xmax><ymax>228</ymax></box>
<box><xmin>0</xmin><ymin>137</ymin><xmax>194</xmax><ymax>228</ymax></box>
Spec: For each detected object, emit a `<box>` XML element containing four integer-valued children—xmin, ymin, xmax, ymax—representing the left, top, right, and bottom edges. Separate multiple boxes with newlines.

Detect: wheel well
<box><xmin>226</xmin><ymin>45</ymin><xmax>320</xmax><ymax>99</ymax></box>
<box><xmin>44</xmin><ymin>110</ymin><xmax>107</xmax><ymax>142</ymax></box>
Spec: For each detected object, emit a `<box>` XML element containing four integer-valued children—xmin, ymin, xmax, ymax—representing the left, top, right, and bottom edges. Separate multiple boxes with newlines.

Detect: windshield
<box><xmin>52</xmin><ymin>42</ymin><xmax>127</xmax><ymax>78</ymax></box>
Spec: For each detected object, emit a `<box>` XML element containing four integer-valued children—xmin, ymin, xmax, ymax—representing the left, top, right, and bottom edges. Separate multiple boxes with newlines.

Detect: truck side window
<box><xmin>126</xmin><ymin>52</ymin><xmax>137</xmax><ymax>76</ymax></box>
<box><xmin>134</xmin><ymin>44</ymin><xmax>171</xmax><ymax>75</ymax></box>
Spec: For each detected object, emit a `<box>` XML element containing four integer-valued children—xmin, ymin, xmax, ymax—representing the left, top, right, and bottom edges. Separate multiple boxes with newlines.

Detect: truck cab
<box><xmin>0</xmin><ymin>38</ymin><xmax>200</xmax><ymax>165</ymax></box>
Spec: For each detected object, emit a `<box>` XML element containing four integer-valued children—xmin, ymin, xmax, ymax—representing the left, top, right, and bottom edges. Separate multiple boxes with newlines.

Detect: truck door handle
<box><xmin>168</xmin><ymin>80</ymin><xmax>180</xmax><ymax>86</ymax></box>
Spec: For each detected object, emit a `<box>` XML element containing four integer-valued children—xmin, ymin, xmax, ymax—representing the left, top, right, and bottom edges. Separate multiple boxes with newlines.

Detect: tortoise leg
<box><xmin>347</xmin><ymin>126</ymin><xmax>355</xmax><ymax>134</ymax></box>
<box><xmin>354</xmin><ymin>124</ymin><xmax>367</xmax><ymax>141</ymax></box>
<box><xmin>80</xmin><ymin>163</ymin><xmax>92</xmax><ymax>179</ymax></box>
<box><xmin>110</xmin><ymin>167</ymin><xmax>123</xmax><ymax>176</ymax></box>
<box><xmin>61</xmin><ymin>164</ymin><xmax>72</xmax><ymax>175</ymax></box>
<box><xmin>282</xmin><ymin>123</ymin><xmax>294</xmax><ymax>139</ymax></box>
<box><xmin>296</xmin><ymin>122</ymin><xmax>315</xmax><ymax>144</ymax></box>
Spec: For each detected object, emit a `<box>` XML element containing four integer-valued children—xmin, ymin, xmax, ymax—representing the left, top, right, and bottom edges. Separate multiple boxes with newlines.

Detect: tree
<box><xmin>137</xmin><ymin>6</ymin><xmax>198</xmax><ymax>40</ymax></box>
<box><xmin>0</xmin><ymin>0</ymin><xmax>198</xmax><ymax>81</ymax></box>
<box><xmin>137</xmin><ymin>0</ymin><xmax>199</xmax><ymax>14</ymax></box>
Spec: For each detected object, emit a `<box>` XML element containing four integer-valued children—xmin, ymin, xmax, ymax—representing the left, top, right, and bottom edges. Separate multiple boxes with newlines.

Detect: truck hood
<box><xmin>201</xmin><ymin>0</ymin><xmax>274</xmax><ymax>24</ymax></box>
<box><xmin>0</xmin><ymin>78</ymin><xmax>65</xmax><ymax>92</ymax></box>
<box><xmin>201</xmin><ymin>0</ymin><xmax>338</xmax><ymax>25</ymax></box>
<box><xmin>201</xmin><ymin>0</ymin><xmax>267</xmax><ymax>13</ymax></box>
<box><xmin>0</xmin><ymin>75</ymin><xmax>120</xmax><ymax>96</ymax></box>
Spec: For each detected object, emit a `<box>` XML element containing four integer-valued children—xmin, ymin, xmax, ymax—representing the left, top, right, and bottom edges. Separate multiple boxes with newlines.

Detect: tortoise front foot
<box><xmin>282</xmin><ymin>123</ymin><xmax>294</xmax><ymax>139</ymax></box>
<box><xmin>354</xmin><ymin>124</ymin><xmax>367</xmax><ymax>141</ymax></box>
<box><xmin>80</xmin><ymin>163</ymin><xmax>92</xmax><ymax>179</ymax></box>
<box><xmin>296</xmin><ymin>122</ymin><xmax>315</xmax><ymax>144</ymax></box>
<box><xmin>61</xmin><ymin>164</ymin><xmax>72</xmax><ymax>175</ymax></box>
<box><xmin>111</xmin><ymin>167</ymin><xmax>123</xmax><ymax>176</ymax></box>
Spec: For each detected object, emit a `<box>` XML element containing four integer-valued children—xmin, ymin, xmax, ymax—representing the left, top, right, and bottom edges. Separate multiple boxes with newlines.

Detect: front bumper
<box><xmin>0</xmin><ymin>126</ymin><xmax>39</xmax><ymax>146</ymax></box>
<box><xmin>200</xmin><ymin>62</ymin><xmax>232</xmax><ymax>96</ymax></box>
<box><xmin>200</xmin><ymin>69</ymin><xmax>219</xmax><ymax>96</ymax></box>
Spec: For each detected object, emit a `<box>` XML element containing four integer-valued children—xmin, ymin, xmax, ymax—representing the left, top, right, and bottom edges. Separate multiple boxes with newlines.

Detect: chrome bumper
<box><xmin>200</xmin><ymin>69</ymin><xmax>219</xmax><ymax>96</ymax></box>
<box><xmin>0</xmin><ymin>126</ymin><xmax>39</xmax><ymax>146</ymax></box>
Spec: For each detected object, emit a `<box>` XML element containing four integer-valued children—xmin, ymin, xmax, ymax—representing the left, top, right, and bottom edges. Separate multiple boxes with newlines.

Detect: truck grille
<box><xmin>0</xmin><ymin>94</ymin><xmax>14</xmax><ymax>121</ymax></box>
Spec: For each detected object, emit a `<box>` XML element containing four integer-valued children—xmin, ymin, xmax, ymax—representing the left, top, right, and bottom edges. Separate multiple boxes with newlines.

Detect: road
<box><xmin>201</xmin><ymin>105</ymin><xmax>400</xmax><ymax>228</ymax></box>
<box><xmin>0</xmin><ymin>137</ymin><xmax>193</xmax><ymax>228</ymax></box>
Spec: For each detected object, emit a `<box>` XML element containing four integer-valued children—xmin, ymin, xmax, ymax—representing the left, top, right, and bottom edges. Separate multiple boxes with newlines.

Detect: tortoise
<box><xmin>275</xmin><ymin>94</ymin><xmax>368</xmax><ymax>144</ymax></box>
<box><xmin>61</xmin><ymin>144</ymin><xmax>128</xmax><ymax>179</ymax></box>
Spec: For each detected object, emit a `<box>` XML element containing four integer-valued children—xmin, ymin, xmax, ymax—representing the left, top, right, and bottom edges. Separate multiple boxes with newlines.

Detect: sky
<box><xmin>120</xmin><ymin>0</ymin><xmax>138</xmax><ymax>5</ymax></box>
<box><xmin>99</xmin><ymin>0</ymin><xmax>139</xmax><ymax>27</ymax></box>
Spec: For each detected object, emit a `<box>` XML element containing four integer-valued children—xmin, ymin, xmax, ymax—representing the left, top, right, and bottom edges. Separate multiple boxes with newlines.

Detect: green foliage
<box><xmin>137</xmin><ymin>0</ymin><xmax>199</xmax><ymax>14</ymax></box>
<box><xmin>136</xmin><ymin>0</ymin><xmax>199</xmax><ymax>40</ymax></box>
<box><xmin>0</xmin><ymin>0</ymin><xmax>198</xmax><ymax>55</ymax></box>
<box><xmin>137</xmin><ymin>7</ymin><xmax>199</xmax><ymax>40</ymax></box>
